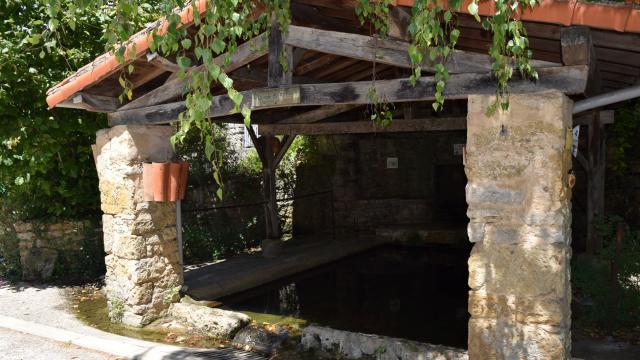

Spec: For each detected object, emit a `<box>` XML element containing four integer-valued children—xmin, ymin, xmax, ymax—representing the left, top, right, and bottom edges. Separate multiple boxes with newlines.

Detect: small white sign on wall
<box><xmin>571</xmin><ymin>125</ymin><xmax>580</xmax><ymax>158</ymax></box>
<box><xmin>453</xmin><ymin>143</ymin><xmax>465</xmax><ymax>156</ymax></box>
<box><xmin>386</xmin><ymin>157</ymin><xmax>398</xmax><ymax>169</ymax></box>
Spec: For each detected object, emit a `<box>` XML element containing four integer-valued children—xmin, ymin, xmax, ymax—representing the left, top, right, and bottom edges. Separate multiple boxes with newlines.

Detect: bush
<box><xmin>0</xmin><ymin>222</ymin><xmax>22</xmax><ymax>281</ymax></box>
<box><xmin>573</xmin><ymin>216</ymin><xmax>640</xmax><ymax>329</ymax></box>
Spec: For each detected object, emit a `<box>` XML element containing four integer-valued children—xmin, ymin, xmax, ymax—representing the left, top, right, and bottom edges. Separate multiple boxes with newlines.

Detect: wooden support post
<box><xmin>268</xmin><ymin>13</ymin><xmax>292</xmax><ymax>87</ymax></box>
<box><xmin>587</xmin><ymin>110</ymin><xmax>606</xmax><ymax>253</ymax></box>
<box><xmin>261</xmin><ymin>10</ymin><xmax>292</xmax><ymax>245</ymax></box>
<box><xmin>262</xmin><ymin>136</ymin><xmax>280</xmax><ymax>240</ymax></box>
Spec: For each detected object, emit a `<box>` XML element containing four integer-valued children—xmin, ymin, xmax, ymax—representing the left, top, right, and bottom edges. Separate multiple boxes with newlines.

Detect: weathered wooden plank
<box><xmin>119</xmin><ymin>32</ymin><xmax>269</xmax><ymax>111</ymax></box>
<box><xmin>146</xmin><ymin>52</ymin><xmax>180</xmax><ymax>73</ymax></box>
<box><xmin>277</xmin><ymin>104</ymin><xmax>361</xmax><ymax>124</ymax></box>
<box><xmin>285</xmin><ymin>25</ymin><xmax>559</xmax><ymax>74</ymax></box>
<box><xmin>58</xmin><ymin>92</ymin><xmax>120</xmax><ymax>112</ymax></box>
<box><xmin>573</xmin><ymin>110</ymin><xmax>614</xmax><ymax>126</ymax></box>
<box><xmin>183</xmin><ymin>235</ymin><xmax>389</xmax><ymax>300</ymax></box>
<box><xmin>260</xmin><ymin>117</ymin><xmax>468</xmax><ymax>135</ymax></box>
<box><xmin>108</xmin><ymin>65</ymin><xmax>588</xmax><ymax>125</ymax></box>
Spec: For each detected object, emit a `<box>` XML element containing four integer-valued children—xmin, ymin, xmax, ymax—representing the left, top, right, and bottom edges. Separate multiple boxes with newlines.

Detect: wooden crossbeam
<box><xmin>119</xmin><ymin>32</ymin><xmax>269</xmax><ymax>111</ymax></box>
<box><xmin>261</xmin><ymin>117</ymin><xmax>468</xmax><ymax>135</ymax></box>
<box><xmin>108</xmin><ymin>65</ymin><xmax>589</xmax><ymax>126</ymax></box>
<box><xmin>276</xmin><ymin>104</ymin><xmax>360</xmax><ymax>124</ymax></box>
<box><xmin>573</xmin><ymin>110</ymin><xmax>614</xmax><ymax>126</ymax></box>
<box><xmin>285</xmin><ymin>25</ymin><xmax>560</xmax><ymax>74</ymax></box>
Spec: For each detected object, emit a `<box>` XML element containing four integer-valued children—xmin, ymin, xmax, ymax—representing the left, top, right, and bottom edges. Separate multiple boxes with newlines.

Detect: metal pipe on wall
<box><xmin>573</xmin><ymin>84</ymin><xmax>640</xmax><ymax>114</ymax></box>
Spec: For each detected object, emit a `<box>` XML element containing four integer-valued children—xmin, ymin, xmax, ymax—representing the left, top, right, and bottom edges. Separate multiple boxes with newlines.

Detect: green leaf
<box><xmin>211</xmin><ymin>39</ymin><xmax>226</xmax><ymax>54</ymax></box>
<box><xmin>181</xmin><ymin>39</ymin><xmax>192</xmax><ymax>49</ymax></box>
<box><xmin>205</xmin><ymin>141</ymin><xmax>214</xmax><ymax>161</ymax></box>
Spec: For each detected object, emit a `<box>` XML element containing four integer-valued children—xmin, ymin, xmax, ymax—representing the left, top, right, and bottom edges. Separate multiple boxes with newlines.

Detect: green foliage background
<box><xmin>0</xmin><ymin>1</ymin><xmax>109</xmax><ymax>220</ymax></box>
<box><xmin>0</xmin><ymin>1</ymin><xmax>159</xmax><ymax>280</ymax></box>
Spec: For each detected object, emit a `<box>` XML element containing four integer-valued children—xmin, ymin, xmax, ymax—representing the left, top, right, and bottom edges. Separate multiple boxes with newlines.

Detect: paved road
<box><xmin>0</xmin><ymin>327</ymin><xmax>118</xmax><ymax>360</ymax></box>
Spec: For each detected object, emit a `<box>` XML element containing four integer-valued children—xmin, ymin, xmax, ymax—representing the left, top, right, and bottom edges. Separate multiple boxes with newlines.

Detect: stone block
<box><xmin>111</xmin><ymin>235</ymin><xmax>147</xmax><ymax>260</ymax></box>
<box><xmin>16</xmin><ymin>232</ymin><xmax>34</xmax><ymax>241</ymax></box>
<box><xmin>13</xmin><ymin>222</ymin><xmax>33</xmax><ymax>233</ymax></box>
<box><xmin>301</xmin><ymin>325</ymin><xmax>468</xmax><ymax>360</ymax></box>
<box><xmin>468</xmin><ymin>242</ymin><xmax>570</xmax><ymax>298</ymax></box>
<box><xmin>469</xmin><ymin>318</ymin><xmax>569</xmax><ymax>360</ymax></box>
<box><xmin>169</xmin><ymin>302</ymin><xmax>250</xmax><ymax>338</ymax></box>
<box><xmin>129</xmin><ymin>282</ymin><xmax>154</xmax><ymax>305</ymax></box>
<box><xmin>468</xmin><ymin>291</ymin><xmax>568</xmax><ymax>326</ymax></box>
<box><xmin>20</xmin><ymin>248</ymin><xmax>58</xmax><ymax>281</ymax></box>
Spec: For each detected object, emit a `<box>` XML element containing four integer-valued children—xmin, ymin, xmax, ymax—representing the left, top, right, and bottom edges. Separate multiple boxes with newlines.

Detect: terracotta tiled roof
<box><xmin>46</xmin><ymin>0</ymin><xmax>640</xmax><ymax>109</ymax></box>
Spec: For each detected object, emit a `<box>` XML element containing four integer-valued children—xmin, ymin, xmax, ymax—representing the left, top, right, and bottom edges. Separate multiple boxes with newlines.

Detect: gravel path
<box><xmin>0</xmin><ymin>327</ymin><xmax>117</xmax><ymax>360</ymax></box>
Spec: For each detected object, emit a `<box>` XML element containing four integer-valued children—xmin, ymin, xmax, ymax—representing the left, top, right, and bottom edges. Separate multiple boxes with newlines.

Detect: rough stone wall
<box><xmin>95</xmin><ymin>125</ymin><xmax>181</xmax><ymax>327</ymax></box>
<box><xmin>14</xmin><ymin>221</ymin><xmax>92</xmax><ymax>281</ymax></box>
<box><xmin>465</xmin><ymin>91</ymin><xmax>573</xmax><ymax>359</ymax></box>
<box><xmin>293</xmin><ymin>131</ymin><xmax>467</xmax><ymax>235</ymax></box>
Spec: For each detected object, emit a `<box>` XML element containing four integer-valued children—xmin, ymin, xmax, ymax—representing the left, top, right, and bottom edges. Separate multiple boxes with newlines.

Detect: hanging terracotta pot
<box><xmin>151</xmin><ymin>162</ymin><xmax>170</xmax><ymax>202</ymax></box>
<box><xmin>168</xmin><ymin>162</ymin><xmax>182</xmax><ymax>202</ymax></box>
<box><xmin>142</xmin><ymin>163</ymin><xmax>155</xmax><ymax>201</ymax></box>
<box><xmin>179</xmin><ymin>161</ymin><xmax>189</xmax><ymax>201</ymax></box>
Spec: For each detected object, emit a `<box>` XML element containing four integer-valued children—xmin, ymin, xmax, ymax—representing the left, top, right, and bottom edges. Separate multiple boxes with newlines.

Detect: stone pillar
<box><xmin>465</xmin><ymin>91</ymin><xmax>573</xmax><ymax>359</ymax></box>
<box><xmin>95</xmin><ymin>125</ymin><xmax>181</xmax><ymax>327</ymax></box>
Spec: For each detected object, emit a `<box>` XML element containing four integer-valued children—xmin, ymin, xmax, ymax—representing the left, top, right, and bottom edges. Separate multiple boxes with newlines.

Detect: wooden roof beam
<box><xmin>58</xmin><ymin>92</ymin><xmax>120</xmax><ymax>113</ymax></box>
<box><xmin>285</xmin><ymin>25</ymin><xmax>560</xmax><ymax>74</ymax></box>
<box><xmin>108</xmin><ymin>65</ymin><xmax>588</xmax><ymax>126</ymax></box>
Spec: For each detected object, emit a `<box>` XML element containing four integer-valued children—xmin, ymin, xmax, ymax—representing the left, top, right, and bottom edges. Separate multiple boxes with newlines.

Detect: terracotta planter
<box><xmin>151</xmin><ymin>162</ymin><xmax>170</xmax><ymax>202</ymax></box>
<box><xmin>142</xmin><ymin>163</ymin><xmax>155</xmax><ymax>201</ymax></box>
<box><xmin>168</xmin><ymin>162</ymin><xmax>182</xmax><ymax>202</ymax></box>
<box><xmin>520</xmin><ymin>0</ymin><xmax>576</xmax><ymax>26</ymax></box>
<box><xmin>178</xmin><ymin>161</ymin><xmax>189</xmax><ymax>201</ymax></box>
<box><xmin>626</xmin><ymin>8</ymin><xmax>640</xmax><ymax>32</ymax></box>
<box><xmin>572</xmin><ymin>1</ymin><xmax>631</xmax><ymax>32</ymax></box>
<box><xmin>143</xmin><ymin>161</ymin><xmax>189</xmax><ymax>202</ymax></box>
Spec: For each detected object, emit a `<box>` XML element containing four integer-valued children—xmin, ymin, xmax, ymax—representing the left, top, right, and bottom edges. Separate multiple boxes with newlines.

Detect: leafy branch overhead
<box><xmin>43</xmin><ymin>0</ymin><xmax>541</xmax><ymax>196</ymax></box>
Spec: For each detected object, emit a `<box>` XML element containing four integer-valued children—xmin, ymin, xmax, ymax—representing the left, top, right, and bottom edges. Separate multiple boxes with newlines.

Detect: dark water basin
<box><xmin>218</xmin><ymin>243</ymin><xmax>471</xmax><ymax>348</ymax></box>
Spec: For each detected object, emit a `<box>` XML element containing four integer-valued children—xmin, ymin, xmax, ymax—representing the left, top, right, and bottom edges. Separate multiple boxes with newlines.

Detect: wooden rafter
<box><xmin>146</xmin><ymin>53</ymin><xmax>180</xmax><ymax>73</ymax></box>
<box><xmin>119</xmin><ymin>32</ymin><xmax>269</xmax><ymax>111</ymax></box>
<box><xmin>285</xmin><ymin>25</ymin><xmax>560</xmax><ymax>75</ymax></box>
<box><xmin>108</xmin><ymin>65</ymin><xmax>589</xmax><ymax>126</ymax></box>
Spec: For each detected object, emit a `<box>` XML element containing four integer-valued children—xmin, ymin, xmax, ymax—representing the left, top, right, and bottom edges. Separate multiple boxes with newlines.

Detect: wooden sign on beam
<box><xmin>252</xmin><ymin>87</ymin><xmax>301</xmax><ymax>108</ymax></box>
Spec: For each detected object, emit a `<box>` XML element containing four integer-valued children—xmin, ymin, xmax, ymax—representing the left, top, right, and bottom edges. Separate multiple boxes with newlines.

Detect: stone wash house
<box><xmin>45</xmin><ymin>1</ymin><xmax>640</xmax><ymax>359</ymax></box>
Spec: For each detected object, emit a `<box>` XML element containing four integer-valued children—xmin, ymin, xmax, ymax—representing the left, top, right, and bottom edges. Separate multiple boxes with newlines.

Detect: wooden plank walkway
<box><xmin>183</xmin><ymin>235</ymin><xmax>389</xmax><ymax>301</ymax></box>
